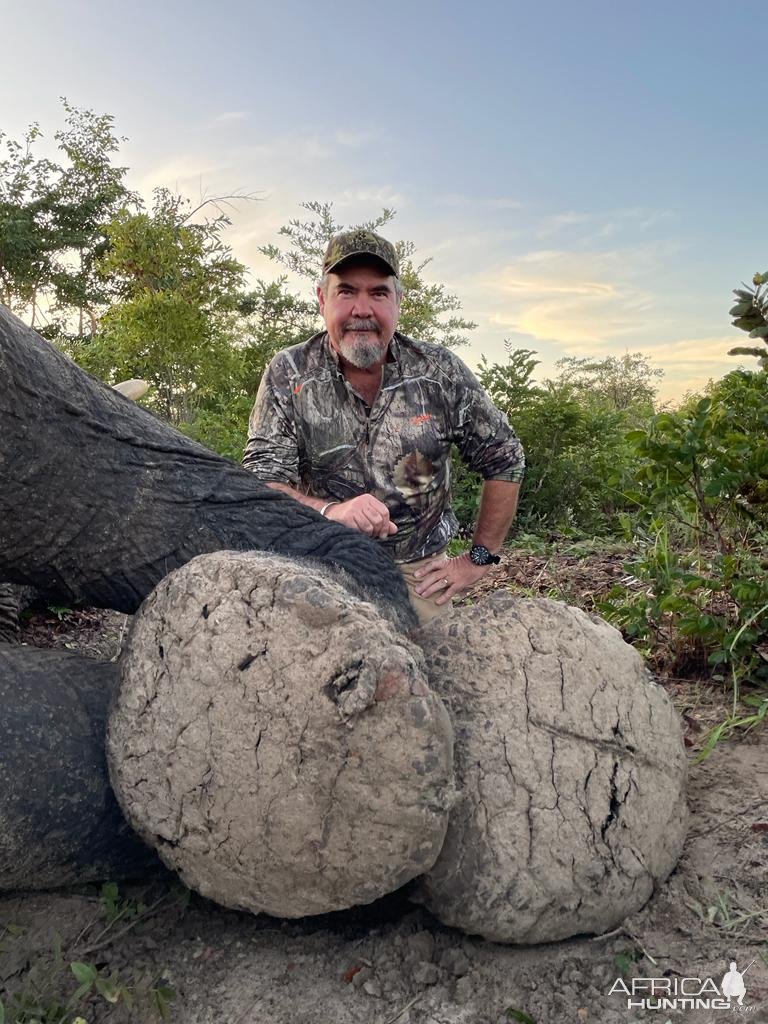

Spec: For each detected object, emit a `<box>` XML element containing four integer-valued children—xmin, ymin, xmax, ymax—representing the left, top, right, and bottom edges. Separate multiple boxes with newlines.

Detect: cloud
<box><xmin>215</xmin><ymin>111</ymin><xmax>250</xmax><ymax>123</ymax></box>
<box><xmin>335</xmin><ymin>186</ymin><xmax>403</xmax><ymax>207</ymax></box>
<box><xmin>537</xmin><ymin>211</ymin><xmax>592</xmax><ymax>236</ymax></box>
<box><xmin>537</xmin><ymin>206</ymin><xmax>676</xmax><ymax>242</ymax></box>
<box><xmin>654</xmin><ymin>337</ymin><xmax>745</xmax><ymax>402</ymax></box>
<box><xmin>132</xmin><ymin>156</ymin><xmax>234</xmax><ymax>200</ymax></box>
<box><xmin>474</xmin><ymin>248</ymin><xmax>655</xmax><ymax>347</ymax></box>
<box><xmin>650</xmin><ymin>335</ymin><xmax>745</xmax><ymax>368</ymax></box>
<box><xmin>333</xmin><ymin>129</ymin><xmax>376</xmax><ymax>147</ymax></box>
<box><xmin>435</xmin><ymin>193</ymin><xmax>523</xmax><ymax>211</ymax></box>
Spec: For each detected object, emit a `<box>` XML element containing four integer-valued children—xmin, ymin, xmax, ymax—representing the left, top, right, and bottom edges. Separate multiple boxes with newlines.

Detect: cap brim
<box><xmin>325</xmin><ymin>251</ymin><xmax>399</xmax><ymax>277</ymax></box>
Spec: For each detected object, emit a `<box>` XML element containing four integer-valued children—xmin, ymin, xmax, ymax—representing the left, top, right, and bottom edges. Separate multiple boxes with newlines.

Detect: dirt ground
<box><xmin>2</xmin><ymin>549</ymin><xmax>767</xmax><ymax>1024</ymax></box>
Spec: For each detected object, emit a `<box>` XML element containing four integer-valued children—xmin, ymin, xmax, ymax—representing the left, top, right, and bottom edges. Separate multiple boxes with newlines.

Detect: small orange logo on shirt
<box><xmin>410</xmin><ymin>413</ymin><xmax>434</xmax><ymax>426</ymax></box>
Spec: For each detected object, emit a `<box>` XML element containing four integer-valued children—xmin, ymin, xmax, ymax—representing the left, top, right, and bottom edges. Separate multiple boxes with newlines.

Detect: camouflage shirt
<box><xmin>243</xmin><ymin>331</ymin><xmax>525</xmax><ymax>563</ymax></box>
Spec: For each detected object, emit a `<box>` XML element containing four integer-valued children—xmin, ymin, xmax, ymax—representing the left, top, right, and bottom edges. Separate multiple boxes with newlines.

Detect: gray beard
<box><xmin>337</xmin><ymin>332</ymin><xmax>387</xmax><ymax>369</ymax></box>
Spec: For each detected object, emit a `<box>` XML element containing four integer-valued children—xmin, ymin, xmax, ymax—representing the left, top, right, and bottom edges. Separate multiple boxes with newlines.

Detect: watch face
<box><xmin>470</xmin><ymin>545</ymin><xmax>490</xmax><ymax>566</ymax></box>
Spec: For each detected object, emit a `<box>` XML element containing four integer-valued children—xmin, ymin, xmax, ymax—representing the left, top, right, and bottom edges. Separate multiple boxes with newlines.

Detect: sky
<box><xmin>2</xmin><ymin>0</ymin><xmax>767</xmax><ymax>402</ymax></box>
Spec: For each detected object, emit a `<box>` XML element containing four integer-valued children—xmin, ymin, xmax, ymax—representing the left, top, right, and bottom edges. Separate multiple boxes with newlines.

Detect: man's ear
<box><xmin>316</xmin><ymin>284</ymin><xmax>326</xmax><ymax>315</ymax></box>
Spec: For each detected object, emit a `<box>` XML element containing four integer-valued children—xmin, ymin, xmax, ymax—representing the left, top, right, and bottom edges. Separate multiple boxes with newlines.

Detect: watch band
<box><xmin>469</xmin><ymin>544</ymin><xmax>501</xmax><ymax>566</ymax></box>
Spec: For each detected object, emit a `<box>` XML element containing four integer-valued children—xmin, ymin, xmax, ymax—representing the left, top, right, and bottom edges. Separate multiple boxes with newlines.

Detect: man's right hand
<box><xmin>326</xmin><ymin>494</ymin><xmax>397</xmax><ymax>540</ymax></box>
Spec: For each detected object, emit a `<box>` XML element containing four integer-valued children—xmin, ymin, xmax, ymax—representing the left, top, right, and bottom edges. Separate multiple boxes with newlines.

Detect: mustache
<box><xmin>342</xmin><ymin>318</ymin><xmax>380</xmax><ymax>334</ymax></box>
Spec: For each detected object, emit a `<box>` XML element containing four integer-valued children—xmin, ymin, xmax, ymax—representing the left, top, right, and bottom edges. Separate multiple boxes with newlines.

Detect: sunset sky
<box><xmin>3</xmin><ymin>0</ymin><xmax>766</xmax><ymax>401</ymax></box>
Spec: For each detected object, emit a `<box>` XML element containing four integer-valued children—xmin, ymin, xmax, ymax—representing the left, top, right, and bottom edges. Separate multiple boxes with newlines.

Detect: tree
<box><xmin>261</xmin><ymin>200</ymin><xmax>476</xmax><ymax>348</ymax></box>
<box><xmin>554</xmin><ymin>352</ymin><xmax>662</xmax><ymax>414</ymax></box>
<box><xmin>477</xmin><ymin>344</ymin><xmax>542</xmax><ymax>415</ymax></box>
<box><xmin>47</xmin><ymin>100</ymin><xmax>134</xmax><ymax>340</ymax></box>
<box><xmin>77</xmin><ymin>188</ymin><xmax>247</xmax><ymax>424</ymax></box>
<box><xmin>729</xmin><ymin>271</ymin><xmax>768</xmax><ymax>369</ymax></box>
<box><xmin>628</xmin><ymin>369</ymin><xmax>768</xmax><ymax>552</ymax></box>
<box><xmin>470</xmin><ymin>344</ymin><xmax>646</xmax><ymax>535</ymax></box>
<box><xmin>238</xmin><ymin>276</ymin><xmax>320</xmax><ymax>383</ymax></box>
<box><xmin>181</xmin><ymin>277</ymin><xmax>320</xmax><ymax>461</ymax></box>
<box><xmin>0</xmin><ymin>124</ymin><xmax>59</xmax><ymax>324</ymax></box>
<box><xmin>0</xmin><ymin>100</ymin><xmax>132</xmax><ymax>337</ymax></box>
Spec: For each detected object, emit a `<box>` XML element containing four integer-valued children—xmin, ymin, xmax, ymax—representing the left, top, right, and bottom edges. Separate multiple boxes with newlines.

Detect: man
<box><xmin>243</xmin><ymin>229</ymin><xmax>524</xmax><ymax>625</ymax></box>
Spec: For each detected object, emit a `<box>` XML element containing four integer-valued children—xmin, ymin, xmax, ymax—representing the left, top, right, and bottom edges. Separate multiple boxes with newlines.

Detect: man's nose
<box><xmin>351</xmin><ymin>292</ymin><xmax>374</xmax><ymax>316</ymax></box>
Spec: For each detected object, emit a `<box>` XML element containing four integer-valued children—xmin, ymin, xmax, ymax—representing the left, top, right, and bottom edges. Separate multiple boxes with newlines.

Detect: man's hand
<box><xmin>412</xmin><ymin>552</ymin><xmax>492</xmax><ymax>605</ymax></box>
<box><xmin>326</xmin><ymin>494</ymin><xmax>397</xmax><ymax>539</ymax></box>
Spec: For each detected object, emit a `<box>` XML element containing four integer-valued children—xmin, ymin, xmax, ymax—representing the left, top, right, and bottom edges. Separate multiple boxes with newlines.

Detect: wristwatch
<box><xmin>469</xmin><ymin>544</ymin><xmax>501</xmax><ymax>566</ymax></box>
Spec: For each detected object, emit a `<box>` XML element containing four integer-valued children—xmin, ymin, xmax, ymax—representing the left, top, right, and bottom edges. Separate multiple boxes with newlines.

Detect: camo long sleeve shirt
<box><xmin>242</xmin><ymin>332</ymin><xmax>525</xmax><ymax>563</ymax></box>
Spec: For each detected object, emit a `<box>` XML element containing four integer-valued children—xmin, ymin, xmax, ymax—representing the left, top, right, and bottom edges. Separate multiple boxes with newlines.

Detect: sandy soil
<box><xmin>2</xmin><ymin>551</ymin><xmax>767</xmax><ymax>1023</ymax></box>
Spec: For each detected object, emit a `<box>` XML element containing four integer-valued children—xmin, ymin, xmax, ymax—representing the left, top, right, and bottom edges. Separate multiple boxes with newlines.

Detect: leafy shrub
<box><xmin>626</xmin><ymin>370</ymin><xmax>768</xmax><ymax>553</ymax></box>
<box><xmin>460</xmin><ymin>344</ymin><xmax>648</xmax><ymax>537</ymax></box>
<box><xmin>178</xmin><ymin>394</ymin><xmax>253</xmax><ymax>464</ymax></box>
<box><xmin>601</xmin><ymin>523</ymin><xmax>768</xmax><ymax>685</ymax></box>
<box><xmin>603</xmin><ymin>369</ymin><xmax>768</xmax><ymax>696</ymax></box>
<box><xmin>729</xmin><ymin>270</ymin><xmax>768</xmax><ymax>369</ymax></box>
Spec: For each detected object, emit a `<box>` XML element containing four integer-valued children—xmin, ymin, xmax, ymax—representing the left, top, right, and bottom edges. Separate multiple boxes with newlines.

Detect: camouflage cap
<box><xmin>322</xmin><ymin>229</ymin><xmax>400</xmax><ymax>278</ymax></box>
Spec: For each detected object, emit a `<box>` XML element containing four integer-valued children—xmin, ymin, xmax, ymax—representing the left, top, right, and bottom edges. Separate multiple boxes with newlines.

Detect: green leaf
<box><xmin>733</xmin><ymin>316</ymin><xmax>760</xmax><ymax>331</ymax></box>
<box><xmin>95</xmin><ymin>976</ymin><xmax>122</xmax><ymax>1003</ymax></box>
<box><xmin>653</xmin><ymin>413</ymin><xmax>677</xmax><ymax>430</ymax></box>
<box><xmin>621</xmin><ymin>490</ymin><xmax>645</xmax><ymax>504</ymax></box>
<box><xmin>101</xmin><ymin>881</ymin><xmax>119</xmax><ymax>901</ymax></box>
<box><xmin>614</xmin><ymin>951</ymin><xmax>634</xmax><ymax>975</ymax></box>
<box><xmin>741</xmin><ymin>694</ymin><xmax>768</xmax><ymax>709</ymax></box>
<box><xmin>153</xmin><ymin>985</ymin><xmax>177</xmax><ymax>1021</ymax></box>
<box><xmin>71</xmin><ymin>961</ymin><xmax>98</xmax><ymax>985</ymax></box>
<box><xmin>72</xmin><ymin>981</ymin><xmax>94</xmax><ymax>1000</ymax></box>
<box><xmin>506</xmin><ymin>1009</ymin><xmax>536</xmax><ymax>1024</ymax></box>
<box><xmin>748</xmin><ymin>325</ymin><xmax>768</xmax><ymax>338</ymax></box>
<box><xmin>728</xmin><ymin>346</ymin><xmax>767</xmax><ymax>359</ymax></box>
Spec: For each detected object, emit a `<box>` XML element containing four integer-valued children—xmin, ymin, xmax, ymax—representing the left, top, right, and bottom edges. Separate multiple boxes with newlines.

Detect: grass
<box><xmin>0</xmin><ymin>882</ymin><xmax>185</xmax><ymax>1024</ymax></box>
<box><xmin>496</xmin><ymin>534</ymin><xmax>768</xmax><ymax>759</ymax></box>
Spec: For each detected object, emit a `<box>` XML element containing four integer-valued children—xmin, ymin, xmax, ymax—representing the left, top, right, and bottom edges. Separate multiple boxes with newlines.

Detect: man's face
<box><xmin>317</xmin><ymin>259</ymin><xmax>401</xmax><ymax>370</ymax></box>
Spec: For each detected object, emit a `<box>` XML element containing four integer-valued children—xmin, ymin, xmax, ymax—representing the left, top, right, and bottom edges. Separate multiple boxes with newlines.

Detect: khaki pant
<box><xmin>397</xmin><ymin>549</ymin><xmax>454</xmax><ymax>628</ymax></box>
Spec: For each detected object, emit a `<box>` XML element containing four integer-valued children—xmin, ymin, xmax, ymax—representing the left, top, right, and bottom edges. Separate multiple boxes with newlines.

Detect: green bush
<box><xmin>602</xmin><ymin>369</ymin><xmax>768</xmax><ymax>694</ymax></box>
<box><xmin>626</xmin><ymin>372</ymin><xmax>768</xmax><ymax>552</ymax></box>
<box><xmin>178</xmin><ymin>394</ymin><xmax>253</xmax><ymax>464</ymax></box>
<box><xmin>601</xmin><ymin>523</ymin><xmax>768</xmax><ymax>684</ymax></box>
<box><xmin>459</xmin><ymin>345</ymin><xmax>648</xmax><ymax>538</ymax></box>
<box><xmin>512</xmin><ymin>386</ymin><xmax>639</xmax><ymax>536</ymax></box>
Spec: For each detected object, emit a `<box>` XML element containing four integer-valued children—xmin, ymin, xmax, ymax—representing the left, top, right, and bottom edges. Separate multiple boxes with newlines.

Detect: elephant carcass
<box><xmin>0</xmin><ymin>305</ymin><xmax>414</xmax><ymax>633</ymax></box>
<box><xmin>107</xmin><ymin>551</ymin><xmax>455</xmax><ymax>917</ymax></box>
<box><xmin>0</xmin><ymin>583</ymin><xmax>33</xmax><ymax>644</ymax></box>
<box><xmin>412</xmin><ymin>594</ymin><xmax>688</xmax><ymax>944</ymax></box>
<box><xmin>0</xmin><ymin>374</ymin><xmax>146</xmax><ymax>643</ymax></box>
<box><xmin>0</xmin><ymin>645</ymin><xmax>161</xmax><ymax>890</ymax></box>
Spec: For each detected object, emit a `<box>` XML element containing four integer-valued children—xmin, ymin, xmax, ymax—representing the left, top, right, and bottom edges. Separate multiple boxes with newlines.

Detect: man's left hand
<box><xmin>412</xmin><ymin>552</ymin><xmax>493</xmax><ymax>606</ymax></box>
